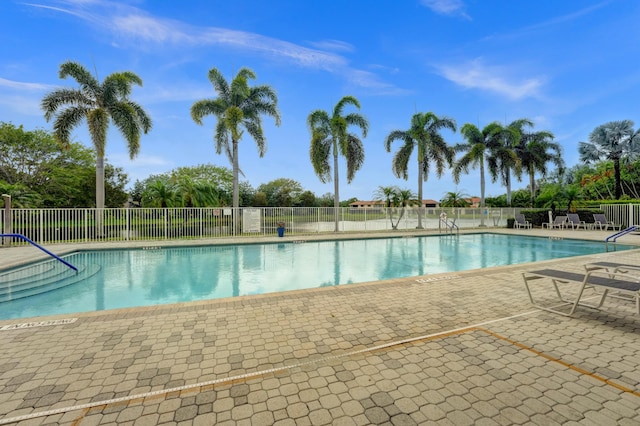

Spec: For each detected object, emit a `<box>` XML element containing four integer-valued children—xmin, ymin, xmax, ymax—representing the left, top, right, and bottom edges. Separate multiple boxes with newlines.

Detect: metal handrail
<box><xmin>0</xmin><ymin>233</ymin><xmax>77</xmax><ymax>272</ymax></box>
<box><xmin>440</xmin><ymin>218</ymin><xmax>459</xmax><ymax>235</ymax></box>
<box><xmin>605</xmin><ymin>226</ymin><xmax>639</xmax><ymax>252</ymax></box>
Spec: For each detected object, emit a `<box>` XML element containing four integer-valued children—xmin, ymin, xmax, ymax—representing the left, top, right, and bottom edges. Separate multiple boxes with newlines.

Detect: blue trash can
<box><xmin>277</xmin><ymin>227</ymin><xmax>285</xmax><ymax>237</ymax></box>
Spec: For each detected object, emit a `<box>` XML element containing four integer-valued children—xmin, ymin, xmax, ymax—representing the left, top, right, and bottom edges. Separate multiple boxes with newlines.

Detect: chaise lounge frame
<box><xmin>522</xmin><ymin>268</ymin><xmax>640</xmax><ymax>316</ymax></box>
<box><xmin>514</xmin><ymin>213</ymin><xmax>532</xmax><ymax>229</ymax></box>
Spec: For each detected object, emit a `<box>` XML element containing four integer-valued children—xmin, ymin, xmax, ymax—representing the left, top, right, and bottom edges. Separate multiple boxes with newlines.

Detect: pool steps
<box><xmin>0</xmin><ymin>263</ymin><xmax>101</xmax><ymax>303</ymax></box>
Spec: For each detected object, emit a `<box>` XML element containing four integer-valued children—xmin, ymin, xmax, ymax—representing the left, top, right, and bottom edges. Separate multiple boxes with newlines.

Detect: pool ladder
<box><xmin>440</xmin><ymin>218</ymin><xmax>459</xmax><ymax>235</ymax></box>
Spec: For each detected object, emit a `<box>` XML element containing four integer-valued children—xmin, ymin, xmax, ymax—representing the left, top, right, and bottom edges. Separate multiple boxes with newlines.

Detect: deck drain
<box><xmin>0</xmin><ymin>318</ymin><xmax>77</xmax><ymax>331</ymax></box>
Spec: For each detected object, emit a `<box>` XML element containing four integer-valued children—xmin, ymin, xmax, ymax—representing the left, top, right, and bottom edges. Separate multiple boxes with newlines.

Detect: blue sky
<box><xmin>2</xmin><ymin>0</ymin><xmax>639</xmax><ymax>202</ymax></box>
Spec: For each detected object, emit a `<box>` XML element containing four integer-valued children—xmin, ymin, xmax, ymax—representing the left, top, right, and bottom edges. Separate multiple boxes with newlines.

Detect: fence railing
<box><xmin>0</xmin><ymin>206</ymin><xmax>524</xmax><ymax>245</ymax></box>
<box><xmin>0</xmin><ymin>205</ymin><xmax>637</xmax><ymax>246</ymax></box>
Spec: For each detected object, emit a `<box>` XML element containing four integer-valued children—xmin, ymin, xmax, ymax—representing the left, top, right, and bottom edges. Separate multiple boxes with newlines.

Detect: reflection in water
<box><xmin>0</xmin><ymin>235</ymin><xmax>623</xmax><ymax>320</ymax></box>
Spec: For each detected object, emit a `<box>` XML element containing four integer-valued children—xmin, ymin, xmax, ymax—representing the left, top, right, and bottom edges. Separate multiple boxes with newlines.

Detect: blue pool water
<box><xmin>0</xmin><ymin>234</ymin><xmax>632</xmax><ymax>320</ymax></box>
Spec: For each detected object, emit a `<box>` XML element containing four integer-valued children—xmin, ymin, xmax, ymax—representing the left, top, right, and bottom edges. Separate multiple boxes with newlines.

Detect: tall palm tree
<box><xmin>191</xmin><ymin>67</ymin><xmax>281</xmax><ymax>210</ymax></box>
<box><xmin>452</xmin><ymin>122</ymin><xmax>503</xmax><ymax>224</ymax></box>
<box><xmin>578</xmin><ymin>120</ymin><xmax>640</xmax><ymax>199</ymax></box>
<box><xmin>384</xmin><ymin>112</ymin><xmax>456</xmax><ymax>228</ymax></box>
<box><xmin>308</xmin><ymin>96</ymin><xmax>369</xmax><ymax>232</ymax></box>
<box><xmin>487</xmin><ymin>118</ymin><xmax>532</xmax><ymax>206</ymax></box>
<box><xmin>41</xmin><ymin>61</ymin><xmax>152</xmax><ymax>209</ymax></box>
<box><xmin>516</xmin><ymin>130</ymin><xmax>563</xmax><ymax>206</ymax></box>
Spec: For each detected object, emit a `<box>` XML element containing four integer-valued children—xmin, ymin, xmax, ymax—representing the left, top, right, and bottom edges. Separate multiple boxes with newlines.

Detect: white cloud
<box><xmin>307</xmin><ymin>39</ymin><xmax>355</xmax><ymax>53</ymax></box>
<box><xmin>420</xmin><ymin>0</ymin><xmax>470</xmax><ymax>19</ymax></box>
<box><xmin>25</xmin><ymin>0</ymin><xmax>402</xmax><ymax>95</ymax></box>
<box><xmin>0</xmin><ymin>77</ymin><xmax>52</xmax><ymax>91</ymax></box>
<box><xmin>346</xmin><ymin>70</ymin><xmax>411</xmax><ymax>96</ymax></box>
<box><xmin>435</xmin><ymin>59</ymin><xmax>545</xmax><ymax>100</ymax></box>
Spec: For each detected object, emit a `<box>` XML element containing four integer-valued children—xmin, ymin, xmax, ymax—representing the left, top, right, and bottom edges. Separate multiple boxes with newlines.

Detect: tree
<box><xmin>41</xmin><ymin>61</ymin><xmax>152</xmax><ymax>209</ymax></box>
<box><xmin>172</xmin><ymin>176</ymin><xmax>220</xmax><ymax>207</ymax></box>
<box><xmin>452</xmin><ymin>122</ymin><xmax>503</xmax><ymax>223</ymax></box>
<box><xmin>517</xmin><ymin>129</ymin><xmax>563</xmax><ymax>206</ymax></box>
<box><xmin>191</xmin><ymin>67</ymin><xmax>281</xmax><ymax>211</ymax></box>
<box><xmin>0</xmin><ymin>122</ymin><xmax>128</xmax><ymax>207</ymax></box>
<box><xmin>142</xmin><ymin>178</ymin><xmax>177</xmax><ymax>208</ymax></box>
<box><xmin>308</xmin><ymin>96</ymin><xmax>369</xmax><ymax>231</ymax></box>
<box><xmin>384</xmin><ymin>112</ymin><xmax>456</xmax><ymax>228</ymax></box>
<box><xmin>578</xmin><ymin>120</ymin><xmax>640</xmax><ymax>200</ymax></box>
<box><xmin>0</xmin><ymin>182</ymin><xmax>41</xmax><ymax>208</ymax></box>
<box><xmin>317</xmin><ymin>192</ymin><xmax>334</xmax><ymax>207</ymax></box>
<box><xmin>440</xmin><ymin>191</ymin><xmax>471</xmax><ymax>208</ymax></box>
<box><xmin>373</xmin><ymin>185</ymin><xmax>416</xmax><ymax>230</ymax></box>
<box><xmin>257</xmin><ymin>178</ymin><xmax>304</xmax><ymax>207</ymax></box>
<box><xmin>487</xmin><ymin>119</ymin><xmax>532</xmax><ymax>206</ymax></box>
<box><xmin>0</xmin><ymin>123</ymin><xmax>60</xmax><ymax>188</ymax></box>
<box><xmin>297</xmin><ymin>190</ymin><xmax>316</xmax><ymax>207</ymax></box>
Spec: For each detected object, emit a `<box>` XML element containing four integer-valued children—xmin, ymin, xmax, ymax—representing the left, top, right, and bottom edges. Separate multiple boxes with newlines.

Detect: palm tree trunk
<box><xmin>505</xmin><ymin>168</ymin><xmax>512</xmax><ymax>206</ymax></box>
<box><xmin>96</xmin><ymin>155</ymin><xmax>105</xmax><ymax>237</ymax></box>
<box><xmin>333</xmin><ymin>143</ymin><xmax>340</xmax><ymax>232</ymax></box>
<box><xmin>479</xmin><ymin>160</ymin><xmax>486</xmax><ymax>226</ymax></box>
<box><xmin>529</xmin><ymin>170</ymin><xmax>536</xmax><ymax>206</ymax></box>
<box><xmin>614</xmin><ymin>158</ymin><xmax>622</xmax><ymax>199</ymax></box>
<box><xmin>416</xmin><ymin>159</ymin><xmax>424</xmax><ymax>229</ymax></box>
<box><xmin>232</xmin><ymin>139</ymin><xmax>239</xmax><ymax>235</ymax></box>
<box><xmin>96</xmin><ymin>155</ymin><xmax>105</xmax><ymax>209</ymax></box>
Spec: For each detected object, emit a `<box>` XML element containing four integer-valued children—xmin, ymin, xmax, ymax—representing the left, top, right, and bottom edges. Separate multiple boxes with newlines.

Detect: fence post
<box><xmin>126</xmin><ymin>207</ymin><xmax>130</xmax><ymax>241</ymax></box>
<box><xmin>2</xmin><ymin>194</ymin><xmax>11</xmax><ymax>247</ymax></box>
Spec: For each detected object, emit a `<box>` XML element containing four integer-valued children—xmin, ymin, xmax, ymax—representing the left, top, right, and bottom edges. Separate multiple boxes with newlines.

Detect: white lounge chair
<box><xmin>514</xmin><ymin>213</ymin><xmax>532</xmax><ymax>229</ymax></box>
<box><xmin>522</xmin><ymin>268</ymin><xmax>640</xmax><ymax>316</ymax></box>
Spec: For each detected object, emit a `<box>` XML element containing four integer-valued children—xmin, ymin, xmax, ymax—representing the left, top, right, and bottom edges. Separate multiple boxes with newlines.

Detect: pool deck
<box><xmin>0</xmin><ymin>228</ymin><xmax>639</xmax><ymax>425</ymax></box>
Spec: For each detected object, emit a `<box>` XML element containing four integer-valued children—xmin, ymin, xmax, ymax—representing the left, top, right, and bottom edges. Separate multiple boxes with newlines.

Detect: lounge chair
<box><xmin>514</xmin><ymin>213</ymin><xmax>532</xmax><ymax>229</ymax></box>
<box><xmin>542</xmin><ymin>215</ymin><xmax>567</xmax><ymax>229</ymax></box>
<box><xmin>584</xmin><ymin>261</ymin><xmax>640</xmax><ymax>274</ymax></box>
<box><xmin>566</xmin><ymin>213</ymin><xmax>587</xmax><ymax>230</ymax></box>
<box><xmin>593</xmin><ymin>213</ymin><xmax>622</xmax><ymax>231</ymax></box>
<box><xmin>522</xmin><ymin>268</ymin><xmax>640</xmax><ymax>316</ymax></box>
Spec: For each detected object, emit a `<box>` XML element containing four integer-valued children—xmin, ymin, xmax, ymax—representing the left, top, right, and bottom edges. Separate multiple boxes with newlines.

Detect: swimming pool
<box><xmin>0</xmin><ymin>234</ymin><xmax>632</xmax><ymax>320</ymax></box>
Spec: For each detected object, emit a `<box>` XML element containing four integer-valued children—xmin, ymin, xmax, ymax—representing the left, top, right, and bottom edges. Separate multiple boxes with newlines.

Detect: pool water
<box><xmin>0</xmin><ymin>234</ymin><xmax>631</xmax><ymax>320</ymax></box>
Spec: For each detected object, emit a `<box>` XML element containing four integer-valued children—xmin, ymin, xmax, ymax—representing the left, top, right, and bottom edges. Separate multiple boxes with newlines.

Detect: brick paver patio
<box><xmin>0</xmin><ymin>229</ymin><xmax>639</xmax><ymax>425</ymax></box>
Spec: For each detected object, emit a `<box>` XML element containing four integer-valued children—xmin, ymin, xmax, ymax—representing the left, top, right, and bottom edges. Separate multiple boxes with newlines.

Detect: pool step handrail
<box><xmin>440</xmin><ymin>217</ymin><xmax>459</xmax><ymax>235</ymax></box>
<box><xmin>605</xmin><ymin>226</ymin><xmax>639</xmax><ymax>251</ymax></box>
<box><xmin>0</xmin><ymin>233</ymin><xmax>78</xmax><ymax>272</ymax></box>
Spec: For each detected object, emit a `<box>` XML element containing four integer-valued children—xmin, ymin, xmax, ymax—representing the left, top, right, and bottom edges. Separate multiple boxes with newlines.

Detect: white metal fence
<box><xmin>0</xmin><ymin>206</ymin><xmax>522</xmax><ymax>245</ymax></box>
<box><xmin>0</xmin><ymin>205</ymin><xmax>638</xmax><ymax>246</ymax></box>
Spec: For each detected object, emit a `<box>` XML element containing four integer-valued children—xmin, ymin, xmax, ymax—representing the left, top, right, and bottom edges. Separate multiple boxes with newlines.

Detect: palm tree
<box><xmin>452</xmin><ymin>122</ymin><xmax>503</xmax><ymax>224</ymax></box>
<box><xmin>373</xmin><ymin>185</ymin><xmax>416</xmax><ymax>230</ymax></box>
<box><xmin>578</xmin><ymin>120</ymin><xmax>640</xmax><ymax>199</ymax></box>
<box><xmin>440</xmin><ymin>191</ymin><xmax>470</xmax><ymax>208</ymax></box>
<box><xmin>191</xmin><ymin>67</ymin><xmax>281</xmax><ymax>211</ymax></box>
<box><xmin>41</xmin><ymin>61</ymin><xmax>152</xmax><ymax>209</ymax></box>
<box><xmin>142</xmin><ymin>178</ymin><xmax>177</xmax><ymax>208</ymax></box>
<box><xmin>172</xmin><ymin>176</ymin><xmax>220</xmax><ymax>207</ymax></box>
<box><xmin>384</xmin><ymin>112</ymin><xmax>456</xmax><ymax>228</ymax></box>
<box><xmin>308</xmin><ymin>96</ymin><xmax>369</xmax><ymax>232</ymax></box>
<box><xmin>487</xmin><ymin>119</ymin><xmax>532</xmax><ymax>206</ymax></box>
<box><xmin>516</xmin><ymin>130</ymin><xmax>563</xmax><ymax>206</ymax></box>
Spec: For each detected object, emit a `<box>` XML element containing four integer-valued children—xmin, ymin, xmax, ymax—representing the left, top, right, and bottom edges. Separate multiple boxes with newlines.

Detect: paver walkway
<box><xmin>0</xmin><ymin>229</ymin><xmax>639</xmax><ymax>425</ymax></box>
